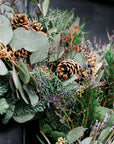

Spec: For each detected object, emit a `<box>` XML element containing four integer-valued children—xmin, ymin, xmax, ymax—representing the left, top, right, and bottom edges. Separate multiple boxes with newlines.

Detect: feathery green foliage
<box><xmin>101</xmin><ymin>43</ymin><xmax>114</xmax><ymax>107</ymax></box>
<box><xmin>45</xmin><ymin>9</ymin><xmax>75</xmax><ymax>33</ymax></box>
<box><xmin>13</xmin><ymin>101</ymin><xmax>45</xmax><ymax>117</ymax></box>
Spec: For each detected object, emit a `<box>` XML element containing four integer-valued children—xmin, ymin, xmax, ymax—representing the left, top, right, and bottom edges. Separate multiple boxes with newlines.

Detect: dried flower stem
<box><xmin>103</xmin><ymin>97</ymin><xmax>108</xmax><ymax>107</ymax></box>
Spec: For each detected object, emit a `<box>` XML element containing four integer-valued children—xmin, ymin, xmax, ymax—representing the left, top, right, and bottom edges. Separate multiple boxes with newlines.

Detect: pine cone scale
<box><xmin>57</xmin><ymin>59</ymin><xmax>83</xmax><ymax>80</ymax></box>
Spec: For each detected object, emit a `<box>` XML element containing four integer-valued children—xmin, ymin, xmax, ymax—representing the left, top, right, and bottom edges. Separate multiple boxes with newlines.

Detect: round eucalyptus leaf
<box><xmin>9</xmin><ymin>28</ymin><xmax>49</xmax><ymax>52</ymax></box>
<box><xmin>0</xmin><ymin>15</ymin><xmax>13</xmax><ymax>46</ymax></box>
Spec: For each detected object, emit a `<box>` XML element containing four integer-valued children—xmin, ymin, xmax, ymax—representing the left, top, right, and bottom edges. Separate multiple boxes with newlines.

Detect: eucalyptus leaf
<box><xmin>0</xmin><ymin>59</ymin><xmax>8</xmax><ymax>75</ymax></box>
<box><xmin>12</xmin><ymin>66</ymin><xmax>29</xmax><ymax>104</ymax></box>
<box><xmin>30</xmin><ymin>41</ymin><xmax>49</xmax><ymax>64</ymax></box>
<box><xmin>9</xmin><ymin>28</ymin><xmax>49</xmax><ymax>52</ymax></box>
<box><xmin>74</xmin><ymin>52</ymin><xmax>86</xmax><ymax>68</ymax></box>
<box><xmin>81</xmin><ymin>137</ymin><xmax>93</xmax><ymax>144</ymax></box>
<box><xmin>18</xmin><ymin>59</ymin><xmax>30</xmax><ymax>84</ymax></box>
<box><xmin>30</xmin><ymin>74</ymin><xmax>38</xmax><ymax>89</ymax></box>
<box><xmin>42</xmin><ymin>0</ymin><xmax>49</xmax><ymax>16</ymax></box>
<box><xmin>0</xmin><ymin>15</ymin><xmax>13</xmax><ymax>46</ymax></box>
<box><xmin>67</xmin><ymin>126</ymin><xmax>84</xmax><ymax>143</ymax></box>
<box><xmin>65</xmin><ymin>51</ymin><xmax>78</xmax><ymax>59</ymax></box>
<box><xmin>23</xmin><ymin>84</ymin><xmax>39</xmax><ymax>106</ymax></box>
<box><xmin>62</xmin><ymin>74</ymin><xmax>78</xmax><ymax>86</ymax></box>
<box><xmin>9</xmin><ymin>76</ymin><xmax>16</xmax><ymax>92</ymax></box>
<box><xmin>49</xmin><ymin>50</ymin><xmax>64</xmax><ymax>62</ymax></box>
<box><xmin>13</xmin><ymin>112</ymin><xmax>35</xmax><ymax>123</ymax></box>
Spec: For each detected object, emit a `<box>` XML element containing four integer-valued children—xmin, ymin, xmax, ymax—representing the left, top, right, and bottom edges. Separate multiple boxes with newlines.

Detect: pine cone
<box><xmin>14</xmin><ymin>48</ymin><xmax>32</xmax><ymax>60</ymax></box>
<box><xmin>57</xmin><ymin>59</ymin><xmax>83</xmax><ymax>80</ymax></box>
<box><xmin>11</xmin><ymin>14</ymin><xmax>29</xmax><ymax>30</ymax></box>
<box><xmin>31</xmin><ymin>21</ymin><xmax>43</xmax><ymax>32</ymax></box>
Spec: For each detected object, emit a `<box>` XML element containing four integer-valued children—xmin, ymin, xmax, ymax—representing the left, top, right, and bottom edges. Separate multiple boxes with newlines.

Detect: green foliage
<box><xmin>31</xmin><ymin>67</ymin><xmax>62</xmax><ymax>100</ymax></box>
<box><xmin>102</xmin><ymin>43</ymin><xmax>114</xmax><ymax>107</ymax></box>
<box><xmin>81</xmin><ymin>137</ymin><xmax>93</xmax><ymax>144</ymax></box>
<box><xmin>10</xmin><ymin>27</ymin><xmax>49</xmax><ymax>51</ymax></box>
<box><xmin>0</xmin><ymin>15</ymin><xmax>13</xmax><ymax>46</ymax></box>
<box><xmin>73</xmin><ymin>52</ymin><xmax>86</xmax><ymax>68</ymax></box>
<box><xmin>36</xmin><ymin>135</ymin><xmax>46</xmax><ymax>144</ymax></box>
<box><xmin>39</xmin><ymin>121</ymin><xmax>66</xmax><ymax>143</ymax></box>
<box><xmin>0</xmin><ymin>59</ymin><xmax>8</xmax><ymax>75</ymax></box>
<box><xmin>45</xmin><ymin>9</ymin><xmax>75</xmax><ymax>34</ymax></box>
<box><xmin>46</xmin><ymin>107</ymin><xmax>69</xmax><ymax>133</ymax></box>
<box><xmin>18</xmin><ymin>59</ymin><xmax>30</xmax><ymax>84</ymax></box>
<box><xmin>42</xmin><ymin>0</ymin><xmax>50</xmax><ymax>17</ymax></box>
<box><xmin>30</xmin><ymin>74</ymin><xmax>38</xmax><ymax>89</ymax></box>
<box><xmin>13</xmin><ymin>101</ymin><xmax>45</xmax><ymax>123</ymax></box>
<box><xmin>94</xmin><ymin>107</ymin><xmax>114</xmax><ymax>127</ymax></box>
<box><xmin>95</xmin><ymin>70</ymin><xmax>104</xmax><ymax>82</ymax></box>
<box><xmin>0</xmin><ymin>98</ymin><xmax>9</xmax><ymax>114</ymax></box>
<box><xmin>12</xmin><ymin>65</ymin><xmax>29</xmax><ymax>104</ymax></box>
<box><xmin>97</xmin><ymin>127</ymin><xmax>111</xmax><ymax>142</ymax></box>
<box><xmin>0</xmin><ymin>3</ymin><xmax>14</xmax><ymax>19</ymax></box>
<box><xmin>2</xmin><ymin>104</ymin><xmax>15</xmax><ymax>124</ymax></box>
<box><xmin>62</xmin><ymin>75</ymin><xmax>79</xmax><ymax>86</ymax></box>
<box><xmin>67</xmin><ymin>126</ymin><xmax>84</xmax><ymax>143</ymax></box>
<box><xmin>0</xmin><ymin>75</ymin><xmax>9</xmax><ymax>96</ymax></box>
<box><xmin>23</xmin><ymin>84</ymin><xmax>39</xmax><ymax>106</ymax></box>
<box><xmin>49</xmin><ymin>50</ymin><xmax>64</xmax><ymax>62</ymax></box>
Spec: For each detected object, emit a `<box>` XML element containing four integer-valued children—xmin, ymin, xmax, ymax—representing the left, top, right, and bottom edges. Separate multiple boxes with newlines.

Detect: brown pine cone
<box><xmin>31</xmin><ymin>21</ymin><xmax>43</xmax><ymax>32</ymax></box>
<box><xmin>0</xmin><ymin>43</ymin><xmax>17</xmax><ymax>63</ymax></box>
<box><xmin>57</xmin><ymin>59</ymin><xmax>83</xmax><ymax>80</ymax></box>
<box><xmin>11</xmin><ymin>14</ymin><xmax>29</xmax><ymax>30</ymax></box>
<box><xmin>14</xmin><ymin>48</ymin><xmax>32</xmax><ymax>60</ymax></box>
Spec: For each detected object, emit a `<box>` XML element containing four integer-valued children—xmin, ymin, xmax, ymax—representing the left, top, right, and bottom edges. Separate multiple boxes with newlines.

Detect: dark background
<box><xmin>0</xmin><ymin>0</ymin><xmax>114</xmax><ymax>144</ymax></box>
<box><xmin>49</xmin><ymin>0</ymin><xmax>114</xmax><ymax>44</ymax></box>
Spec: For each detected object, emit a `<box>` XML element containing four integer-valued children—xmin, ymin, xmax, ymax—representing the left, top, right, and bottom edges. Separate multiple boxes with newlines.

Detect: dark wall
<box><xmin>0</xmin><ymin>120</ymin><xmax>23</xmax><ymax>144</ymax></box>
<box><xmin>50</xmin><ymin>0</ymin><xmax>114</xmax><ymax>43</ymax></box>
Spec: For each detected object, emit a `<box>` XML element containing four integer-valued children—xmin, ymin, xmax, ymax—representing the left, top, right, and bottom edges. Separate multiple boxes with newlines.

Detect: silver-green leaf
<box><xmin>74</xmin><ymin>52</ymin><xmax>86</xmax><ymax>68</ymax></box>
<box><xmin>0</xmin><ymin>59</ymin><xmax>8</xmax><ymax>75</ymax></box>
<box><xmin>23</xmin><ymin>84</ymin><xmax>39</xmax><ymax>106</ymax></box>
<box><xmin>0</xmin><ymin>15</ymin><xmax>13</xmax><ymax>46</ymax></box>
<box><xmin>67</xmin><ymin>126</ymin><xmax>84</xmax><ymax>143</ymax></box>
<box><xmin>9</xmin><ymin>28</ymin><xmax>49</xmax><ymax>52</ymax></box>
<box><xmin>18</xmin><ymin>59</ymin><xmax>30</xmax><ymax>84</ymax></box>
<box><xmin>30</xmin><ymin>40</ymin><xmax>49</xmax><ymax>64</ymax></box>
<box><xmin>12</xmin><ymin>66</ymin><xmax>29</xmax><ymax>104</ymax></box>
<box><xmin>42</xmin><ymin>0</ymin><xmax>49</xmax><ymax>17</ymax></box>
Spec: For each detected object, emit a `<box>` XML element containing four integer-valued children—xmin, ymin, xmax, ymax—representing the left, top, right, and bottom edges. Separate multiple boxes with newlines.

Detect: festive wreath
<box><xmin>0</xmin><ymin>0</ymin><xmax>114</xmax><ymax>143</ymax></box>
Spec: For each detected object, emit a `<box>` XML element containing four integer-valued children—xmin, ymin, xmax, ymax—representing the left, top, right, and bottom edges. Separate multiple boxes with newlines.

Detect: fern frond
<box><xmin>13</xmin><ymin>101</ymin><xmax>45</xmax><ymax>117</ymax></box>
